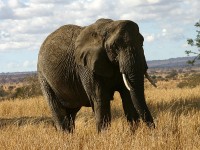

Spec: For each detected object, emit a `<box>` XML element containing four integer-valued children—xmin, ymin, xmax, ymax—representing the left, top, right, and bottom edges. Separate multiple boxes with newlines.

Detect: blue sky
<box><xmin>0</xmin><ymin>0</ymin><xmax>199</xmax><ymax>72</ymax></box>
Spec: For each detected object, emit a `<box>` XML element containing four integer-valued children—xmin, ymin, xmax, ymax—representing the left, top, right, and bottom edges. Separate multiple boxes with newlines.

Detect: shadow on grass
<box><xmin>0</xmin><ymin>116</ymin><xmax>54</xmax><ymax>128</ymax></box>
<box><xmin>110</xmin><ymin>96</ymin><xmax>200</xmax><ymax>120</ymax></box>
<box><xmin>0</xmin><ymin>98</ymin><xmax>199</xmax><ymax>129</ymax></box>
<box><xmin>149</xmin><ymin>97</ymin><xmax>200</xmax><ymax>117</ymax></box>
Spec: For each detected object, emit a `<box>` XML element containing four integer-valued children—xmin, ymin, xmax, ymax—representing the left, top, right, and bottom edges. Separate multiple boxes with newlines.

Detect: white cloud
<box><xmin>29</xmin><ymin>0</ymin><xmax>73</xmax><ymax>4</ymax></box>
<box><xmin>14</xmin><ymin>3</ymin><xmax>54</xmax><ymax>19</ymax></box>
<box><xmin>162</xmin><ymin>28</ymin><xmax>167</xmax><ymax>36</ymax></box>
<box><xmin>0</xmin><ymin>42</ymin><xmax>30</xmax><ymax>52</ymax></box>
<box><xmin>0</xmin><ymin>0</ymin><xmax>200</xmax><ymax>72</ymax></box>
<box><xmin>8</xmin><ymin>0</ymin><xmax>24</xmax><ymax>8</ymax></box>
<box><xmin>119</xmin><ymin>0</ymin><xmax>145</xmax><ymax>7</ymax></box>
<box><xmin>182</xmin><ymin>42</ymin><xmax>189</xmax><ymax>48</ymax></box>
<box><xmin>147</xmin><ymin>0</ymin><xmax>160</xmax><ymax>4</ymax></box>
<box><xmin>6</xmin><ymin>60</ymin><xmax>36</xmax><ymax>72</ymax></box>
<box><xmin>146</xmin><ymin>35</ymin><xmax>155</xmax><ymax>42</ymax></box>
<box><xmin>0</xmin><ymin>31</ymin><xmax>10</xmax><ymax>39</ymax></box>
<box><xmin>7</xmin><ymin>62</ymin><xmax>20</xmax><ymax>69</ymax></box>
<box><xmin>23</xmin><ymin>60</ymin><xmax>36</xmax><ymax>68</ymax></box>
<box><xmin>0</xmin><ymin>0</ymin><xmax>199</xmax><ymax>50</ymax></box>
<box><xmin>0</xmin><ymin>0</ymin><xmax>5</xmax><ymax>8</ymax></box>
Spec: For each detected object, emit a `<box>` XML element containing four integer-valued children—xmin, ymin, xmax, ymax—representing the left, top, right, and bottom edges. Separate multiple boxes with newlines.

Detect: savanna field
<box><xmin>0</xmin><ymin>71</ymin><xmax>200</xmax><ymax>150</ymax></box>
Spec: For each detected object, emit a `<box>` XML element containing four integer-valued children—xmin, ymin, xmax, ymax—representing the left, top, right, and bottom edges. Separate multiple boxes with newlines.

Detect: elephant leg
<box><xmin>84</xmin><ymin>83</ymin><xmax>111</xmax><ymax>132</ymax></box>
<box><xmin>93</xmin><ymin>97</ymin><xmax>111</xmax><ymax>132</ymax></box>
<box><xmin>80</xmin><ymin>73</ymin><xmax>111</xmax><ymax>132</ymax></box>
<box><xmin>57</xmin><ymin>107</ymin><xmax>80</xmax><ymax>132</ymax></box>
<box><xmin>129</xmin><ymin>91</ymin><xmax>155</xmax><ymax>128</ymax></box>
<box><xmin>120</xmin><ymin>88</ymin><xmax>140</xmax><ymax>128</ymax></box>
<box><xmin>39</xmin><ymin>75</ymin><xmax>80</xmax><ymax>132</ymax></box>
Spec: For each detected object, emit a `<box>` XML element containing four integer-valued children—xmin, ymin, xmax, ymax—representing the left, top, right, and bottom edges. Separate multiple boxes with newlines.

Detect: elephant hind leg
<box><xmin>39</xmin><ymin>74</ymin><xmax>80</xmax><ymax>132</ymax></box>
<box><xmin>54</xmin><ymin>107</ymin><xmax>80</xmax><ymax>133</ymax></box>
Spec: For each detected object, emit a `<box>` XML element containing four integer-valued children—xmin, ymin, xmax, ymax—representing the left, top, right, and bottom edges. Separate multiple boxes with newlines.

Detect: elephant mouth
<box><xmin>122</xmin><ymin>72</ymin><xmax>157</xmax><ymax>91</ymax></box>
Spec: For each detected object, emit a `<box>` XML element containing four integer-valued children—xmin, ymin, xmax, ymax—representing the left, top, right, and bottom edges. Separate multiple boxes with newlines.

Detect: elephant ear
<box><xmin>74</xmin><ymin>25</ymin><xmax>113</xmax><ymax>77</ymax></box>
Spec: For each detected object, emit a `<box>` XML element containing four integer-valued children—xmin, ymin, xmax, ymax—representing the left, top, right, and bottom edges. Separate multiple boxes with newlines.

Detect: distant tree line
<box><xmin>0</xmin><ymin>74</ymin><xmax>42</xmax><ymax>100</ymax></box>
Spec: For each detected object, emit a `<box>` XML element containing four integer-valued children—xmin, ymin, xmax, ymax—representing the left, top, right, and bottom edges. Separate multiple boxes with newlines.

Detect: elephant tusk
<box><xmin>122</xmin><ymin>74</ymin><xmax>131</xmax><ymax>91</ymax></box>
<box><xmin>145</xmin><ymin>72</ymin><xmax>157</xmax><ymax>88</ymax></box>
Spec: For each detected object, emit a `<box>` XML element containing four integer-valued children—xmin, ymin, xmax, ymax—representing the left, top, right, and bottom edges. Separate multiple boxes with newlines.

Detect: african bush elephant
<box><xmin>37</xmin><ymin>18</ymin><xmax>156</xmax><ymax>132</ymax></box>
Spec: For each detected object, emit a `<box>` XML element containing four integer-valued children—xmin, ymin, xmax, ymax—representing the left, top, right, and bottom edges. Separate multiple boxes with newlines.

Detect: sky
<box><xmin>0</xmin><ymin>0</ymin><xmax>199</xmax><ymax>72</ymax></box>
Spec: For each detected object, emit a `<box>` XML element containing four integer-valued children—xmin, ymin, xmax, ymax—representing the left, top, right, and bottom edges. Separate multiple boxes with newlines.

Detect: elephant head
<box><xmin>75</xmin><ymin>18</ymin><xmax>155</xmax><ymax>127</ymax></box>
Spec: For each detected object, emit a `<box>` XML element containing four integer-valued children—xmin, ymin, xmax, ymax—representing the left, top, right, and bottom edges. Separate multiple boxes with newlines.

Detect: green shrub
<box><xmin>12</xmin><ymin>75</ymin><xmax>42</xmax><ymax>99</ymax></box>
<box><xmin>0</xmin><ymin>86</ymin><xmax>8</xmax><ymax>97</ymax></box>
<box><xmin>0</xmin><ymin>74</ymin><xmax>42</xmax><ymax>100</ymax></box>
<box><xmin>166</xmin><ymin>69</ymin><xmax>178</xmax><ymax>79</ymax></box>
<box><xmin>151</xmin><ymin>75</ymin><xmax>157</xmax><ymax>80</ymax></box>
<box><xmin>177</xmin><ymin>73</ymin><xmax>200</xmax><ymax>88</ymax></box>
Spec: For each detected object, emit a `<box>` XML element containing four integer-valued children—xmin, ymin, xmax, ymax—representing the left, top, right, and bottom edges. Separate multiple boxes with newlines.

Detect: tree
<box><xmin>185</xmin><ymin>20</ymin><xmax>200</xmax><ymax>65</ymax></box>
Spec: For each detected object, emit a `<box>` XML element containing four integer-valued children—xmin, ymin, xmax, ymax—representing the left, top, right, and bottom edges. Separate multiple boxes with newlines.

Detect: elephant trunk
<box><xmin>119</xmin><ymin>49</ymin><xmax>155</xmax><ymax>127</ymax></box>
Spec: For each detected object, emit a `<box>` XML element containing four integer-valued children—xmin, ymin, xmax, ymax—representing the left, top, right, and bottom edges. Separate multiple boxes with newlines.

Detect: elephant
<box><xmin>37</xmin><ymin>18</ymin><xmax>156</xmax><ymax>132</ymax></box>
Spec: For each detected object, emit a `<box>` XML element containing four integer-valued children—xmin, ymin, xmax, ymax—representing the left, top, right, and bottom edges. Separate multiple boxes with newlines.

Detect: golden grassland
<box><xmin>0</xmin><ymin>80</ymin><xmax>199</xmax><ymax>150</ymax></box>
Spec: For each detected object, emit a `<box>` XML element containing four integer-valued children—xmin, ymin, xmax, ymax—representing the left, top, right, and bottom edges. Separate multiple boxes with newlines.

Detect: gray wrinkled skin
<box><xmin>37</xmin><ymin>19</ymin><xmax>154</xmax><ymax>132</ymax></box>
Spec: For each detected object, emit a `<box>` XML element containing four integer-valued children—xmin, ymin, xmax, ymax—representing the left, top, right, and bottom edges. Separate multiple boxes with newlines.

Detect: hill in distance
<box><xmin>0</xmin><ymin>56</ymin><xmax>199</xmax><ymax>84</ymax></box>
<box><xmin>147</xmin><ymin>56</ymin><xmax>200</xmax><ymax>68</ymax></box>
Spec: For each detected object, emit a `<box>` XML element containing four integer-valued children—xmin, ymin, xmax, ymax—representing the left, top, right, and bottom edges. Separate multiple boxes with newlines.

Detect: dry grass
<box><xmin>0</xmin><ymin>85</ymin><xmax>200</xmax><ymax>150</ymax></box>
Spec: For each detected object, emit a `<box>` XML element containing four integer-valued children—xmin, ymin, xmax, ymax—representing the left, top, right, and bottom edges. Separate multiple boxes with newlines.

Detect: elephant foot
<box><xmin>128</xmin><ymin>121</ymin><xmax>139</xmax><ymax>134</ymax></box>
<box><xmin>146</xmin><ymin>121</ymin><xmax>155</xmax><ymax>129</ymax></box>
<box><xmin>97</xmin><ymin>121</ymin><xmax>111</xmax><ymax>133</ymax></box>
<box><xmin>55</xmin><ymin>116</ymin><xmax>75</xmax><ymax>133</ymax></box>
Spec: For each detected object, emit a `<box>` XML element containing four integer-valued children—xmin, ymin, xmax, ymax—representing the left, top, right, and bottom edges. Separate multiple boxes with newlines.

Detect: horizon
<box><xmin>0</xmin><ymin>0</ymin><xmax>199</xmax><ymax>72</ymax></box>
<box><xmin>0</xmin><ymin>56</ymin><xmax>198</xmax><ymax>73</ymax></box>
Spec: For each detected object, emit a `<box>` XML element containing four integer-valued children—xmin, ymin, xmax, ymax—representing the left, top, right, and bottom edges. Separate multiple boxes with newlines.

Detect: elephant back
<box><xmin>38</xmin><ymin>25</ymin><xmax>82</xmax><ymax>69</ymax></box>
<box><xmin>37</xmin><ymin>25</ymin><xmax>83</xmax><ymax>87</ymax></box>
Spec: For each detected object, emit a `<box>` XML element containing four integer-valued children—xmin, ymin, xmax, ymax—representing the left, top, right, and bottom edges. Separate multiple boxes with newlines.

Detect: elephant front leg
<box><xmin>93</xmin><ymin>98</ymin><xmax>111</xmax><ymax>132</ymax></box>
<box><xmin>81</xmin><ymin>73</ymin><xmax>111</xmax><ymax>132</ymax></box>
<box><xmin>88</xmin><ymin>83</ymin><xmax>111</xmax><ymax>132</ymax></box>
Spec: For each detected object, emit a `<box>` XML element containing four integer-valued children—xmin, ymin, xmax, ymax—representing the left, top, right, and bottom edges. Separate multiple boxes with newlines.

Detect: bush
<box><xmin>0</xmin><ymin>86</ymin><xmax>8</xmax><ymax>97</ymax></box>
<box><xmin>177</xmin><ymin>73</ymin><xmax>200</xmax><ymax>88</ymax></box>
<box><xmin>0</xmin><ymin>74</ymin><xmax>42</xmax><ymax>100</ymax></box>
<box><xmin>156</xmin><ymin>75</ymin><xmax>166</xmax><ymax>81</ymax></box>
<box><xmin>151</xmin><ymin>75</ymin><xmax>157</xmax><ymax>80</ymax></box>
<box><xmin>12</xmin><ymin>75</ymin><xmax>42</xmax><ymax>99</ymax></box>
<box><xmin>166</xmin><ymin>69</ymin><xmax>178</xmax><ymax>79</ymax></box>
